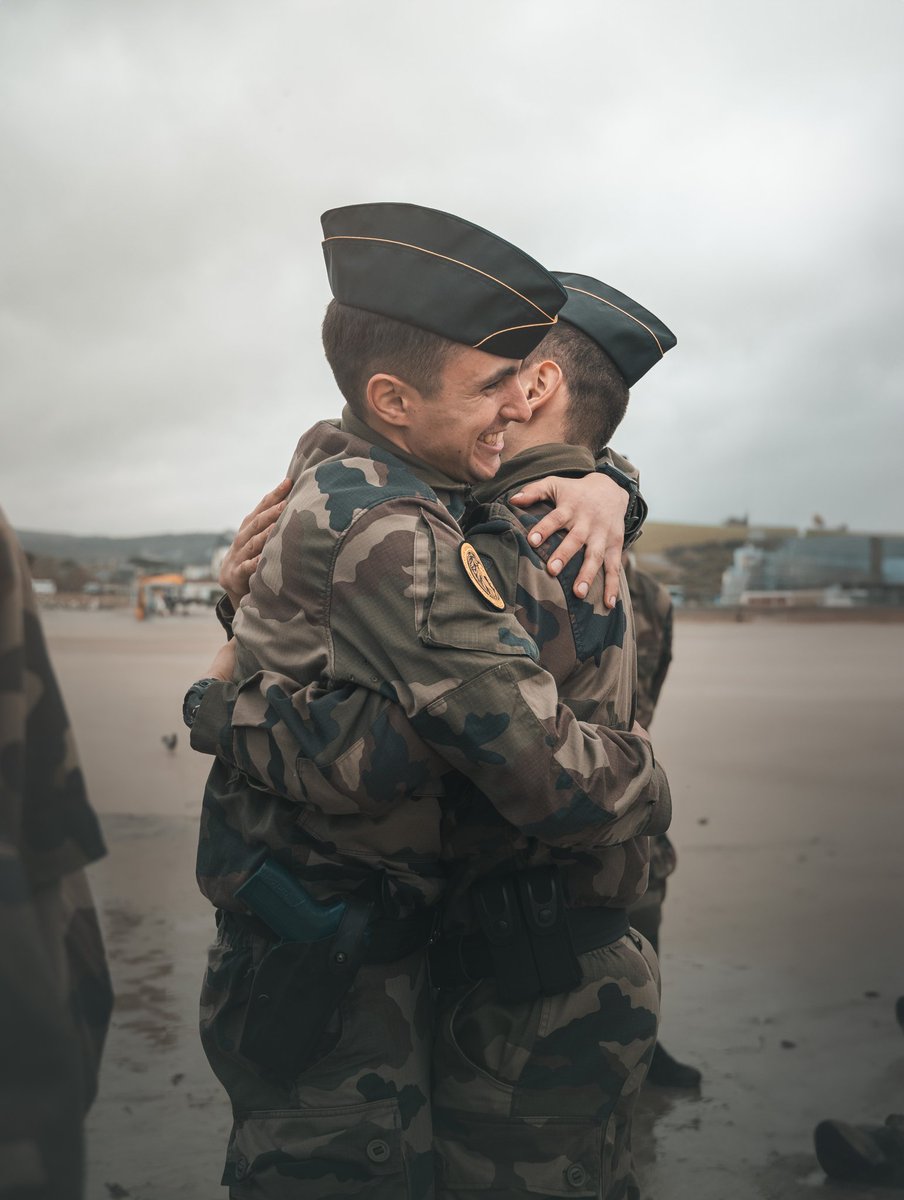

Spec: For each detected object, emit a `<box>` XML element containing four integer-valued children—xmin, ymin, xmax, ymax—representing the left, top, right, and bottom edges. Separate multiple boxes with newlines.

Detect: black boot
<box><xmin>645</xmin><ymin>1042</ymin><xmax>702</xmax><ymax>1089</ymax></box>
<box><xmin>814</xmin><ymin>1115</ymin><xmax>904</xmax><ymax>1186</ymax></box>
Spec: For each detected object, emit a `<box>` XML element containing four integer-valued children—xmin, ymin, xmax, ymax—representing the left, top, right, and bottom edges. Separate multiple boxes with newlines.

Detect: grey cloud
<box><xmin>2</xmin><ymin>0</ymin><xmax>902</xmax><ymax>535</ymax></box>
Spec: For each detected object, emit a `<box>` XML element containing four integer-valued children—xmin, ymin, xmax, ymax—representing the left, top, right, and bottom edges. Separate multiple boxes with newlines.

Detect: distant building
<box><xmin>721</xmin><ymin>533</ymin><xmax>904</xmax><ymax>607</ymax></box>
<box><xmin>31</xmin><ymin>578</ymin><xmax>57</xmax><ymax>596</ymax></box>
<box><xmin>184</xmin><ymin>563</ymin><xmax>214</xmax><ymax>582</ymax></box>
<box><xmin>720</xmin><ymin>545</ymin><xmax>765</xmax><ymax>606</ymax></box>
<box><xmin>182</xmin><ymin>579</ymin><xmax>222</xmax><ymax>605</ymax></box>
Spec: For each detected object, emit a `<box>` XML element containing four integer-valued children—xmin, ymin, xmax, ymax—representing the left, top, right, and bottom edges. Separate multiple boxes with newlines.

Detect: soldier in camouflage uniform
<box><xmin>427</xmin><ymin>275</ymin><xmax>677</xmax><ymax>1199</ymax></box>
<box><xmin>0</xmin><ymin>507</ymin><xmax>113</xmax><ymax>1200</ymax></box>
<box><xmin>185</xmin><ymin>206</ymin><xmax>661</xmax><ymax>1199</ymax></box>
<box><xmin>624</xmin><ymin>556</ymin><xmax>702</xmax><ymax>1090</ymax></box>
<box><xmin>198</xmin><ymin>270</ymin><xmax>679</xmax><ymax>1198</ymax></box>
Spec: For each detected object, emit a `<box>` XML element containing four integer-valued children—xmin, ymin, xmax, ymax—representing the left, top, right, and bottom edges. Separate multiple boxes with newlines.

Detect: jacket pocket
<box><xmin>225</xmin><ymin>1098</ymin><xmax>407</xmax><ymax>1198</ymax></box>
<box><xmin>419</xmin><ymin>513</ymin><xmax>537</xmax><ymax>659</ymax></box>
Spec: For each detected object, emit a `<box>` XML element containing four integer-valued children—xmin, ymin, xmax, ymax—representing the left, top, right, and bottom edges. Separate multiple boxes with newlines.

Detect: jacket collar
<box><xmin>471</xmin><ymin>442</ymin><xmax>595</xmax><ymax>505</ymax></box>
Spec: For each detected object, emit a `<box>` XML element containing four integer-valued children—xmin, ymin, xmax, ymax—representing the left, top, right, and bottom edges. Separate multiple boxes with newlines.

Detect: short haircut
<box><xmin>321</xmin><ymin>300</ymin><xmax>460</xmax><ymax>416</ymax></box>
<box><xmin>524</xmin><ymin>322</ymin><xmax>629</xmax><ymax>453</ymax></box>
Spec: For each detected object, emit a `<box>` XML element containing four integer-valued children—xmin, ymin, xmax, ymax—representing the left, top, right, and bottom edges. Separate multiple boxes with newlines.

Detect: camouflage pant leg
<box><xmin>627</xmin><ymin>883</ymin><xmax>666</xmax><ymax>955</ymax></box>
<box><xmin>1</xmin><ymin>879</ymin><xmax>86</xmax><ymax>1200</ymax></box>
<box><xmin>432</xmin><ymin>932</ymin><xmax>660</xmax><ymax>1200</ymax></box>
<box><xmin>200</xmin><ymin>918</ymin><xmax>435</xmax><ymax>1199</ymax></box>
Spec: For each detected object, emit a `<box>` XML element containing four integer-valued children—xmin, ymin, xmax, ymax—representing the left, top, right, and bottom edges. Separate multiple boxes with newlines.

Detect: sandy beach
<box><xmin>42</xmin><ymin>606</ymin><xmax>904</xmax><ymax>1200</ymax></box>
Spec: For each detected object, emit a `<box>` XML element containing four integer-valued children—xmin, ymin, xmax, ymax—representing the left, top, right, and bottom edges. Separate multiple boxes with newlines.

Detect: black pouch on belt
<box><xmin>516</xmin><ymin>866</ymin><xmax>582</xmax><ymax>996</ymax></box>
<box><xmin>472</xmin><ymin>875</ymin><xmax>541</xmax><ymax>1003</ymax></box>
<box><xmin>238</xmin><ymin>888</ymin><xmax>374</xmax><ymax>1079</ymax></box>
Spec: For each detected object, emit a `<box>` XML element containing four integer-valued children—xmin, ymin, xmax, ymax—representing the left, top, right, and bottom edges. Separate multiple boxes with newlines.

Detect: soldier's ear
<box><xmin>365</xmin><ymin>373</ymin><xmax>418</xmax><ymax>428</ymax></box>
<box><xmin>524</xmin><ymin>359</ymin><xmax>564</xmax><ymax>415</ymax></box>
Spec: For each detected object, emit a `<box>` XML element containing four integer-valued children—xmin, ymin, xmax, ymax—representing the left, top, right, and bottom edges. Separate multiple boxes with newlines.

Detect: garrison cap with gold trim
<box><xmin>553</xmin><ymin>272</ymin><xmax>677</xmax><ymax>387</ymax></box>
<box><xmin>321</xmin><ymin>202</ymin><xmax>567</xmax><ymax>359</ymax></box>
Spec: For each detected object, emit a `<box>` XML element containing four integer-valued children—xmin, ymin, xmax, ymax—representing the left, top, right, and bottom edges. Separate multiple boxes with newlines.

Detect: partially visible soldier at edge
<box><xmin>184</xmin><ymin>204</ymin><xmax>667</xmax><ymax>1199</ymax></box>
<box><xmin>624</xmin><ymin>555</ymin><xmax>703</xmax><ymax>1090</ymax></box>
<box><xmin>0</xmin><ymin>507</ymin><xmax>113</xmax><ymax>1200</ymax></box>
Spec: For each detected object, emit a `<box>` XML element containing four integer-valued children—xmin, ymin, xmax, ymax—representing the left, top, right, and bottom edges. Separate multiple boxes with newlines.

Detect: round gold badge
<box><xmin>460</xmin><ymin>542</ymin><xmax>505</xmax><ymax>610</ymax></box>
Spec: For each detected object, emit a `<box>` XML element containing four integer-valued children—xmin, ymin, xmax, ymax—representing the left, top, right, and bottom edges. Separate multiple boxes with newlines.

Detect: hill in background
<box><xmin>16</xmin><ymin>529</ymin><xmax>232</xmax><ymax>568</ymax></box>
<box><xmin>17</xmin><ymin>521</ymin><xmax>799</xmax><ymax>570</ymax></box>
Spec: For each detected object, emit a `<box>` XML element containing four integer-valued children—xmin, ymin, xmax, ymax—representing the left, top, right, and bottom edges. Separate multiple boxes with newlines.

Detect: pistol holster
<box><xmin>238</xmin><ymin>887</ymin><xmax>374</xmax><ymax>1079</ymax></box>
<box><xmin>472</xmin><ymin>866</ymin><xmax>582</xmax><ymax>1003</ymax></box>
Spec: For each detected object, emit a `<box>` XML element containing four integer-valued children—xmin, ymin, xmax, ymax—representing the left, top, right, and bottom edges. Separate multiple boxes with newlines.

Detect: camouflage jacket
<box><xmin>435</xmin><ymin>444</ymin><xmax>667</xmax><ymax>927</ymax></box>
<box><xmin>623</xmin><ymin>555</ymin><xmax>677</xmax><ymax>883</ymax></box>
<box><xmin>624</xmin><ymin>556</ymin><xmax>673</xmax><ymax>730</ymax></box>
<box><xmin>0</xmin><ymin>508</ymin><xmax>112</xmax><ymax>1197</ymax></box>
<box><xmin>192</xmin><ymin>411</ymin><xmax>668</xmax><ymax>918</ymax></box>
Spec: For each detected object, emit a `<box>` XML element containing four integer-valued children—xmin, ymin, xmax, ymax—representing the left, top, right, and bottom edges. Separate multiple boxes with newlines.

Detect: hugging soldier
<box><xmin>185</xmin><ymin>204</ymin><xmax>668</xmax><ymax>1199</ymax></box>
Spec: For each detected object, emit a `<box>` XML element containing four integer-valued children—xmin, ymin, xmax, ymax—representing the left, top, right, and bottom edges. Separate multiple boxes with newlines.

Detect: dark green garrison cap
<box><xmin>553</xmin><ymin>272</ymin><xmax>677</xmax><ymax>387</ymax></box>
<box><xmin>321</xmin><ymin>202</ymin><xmax>567</xmax><ymax>360</ymax></box>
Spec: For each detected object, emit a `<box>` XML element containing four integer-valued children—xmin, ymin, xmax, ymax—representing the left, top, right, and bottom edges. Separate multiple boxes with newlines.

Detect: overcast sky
<box><xmin>2</xmin><ymin>0</ymin><xmax>902</xmax><ymax>536</ymax></box>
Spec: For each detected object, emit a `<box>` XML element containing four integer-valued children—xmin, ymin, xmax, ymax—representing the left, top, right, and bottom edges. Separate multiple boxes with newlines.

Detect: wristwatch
<box><xmin>596</xmin><ymin>463</ymin><xmax>648</xmax><ymax>547</ymax></box>
<box><xmin>182</xmin><ymin>678</ymin><xmax>218</xmax><ymax>729</ymax></box>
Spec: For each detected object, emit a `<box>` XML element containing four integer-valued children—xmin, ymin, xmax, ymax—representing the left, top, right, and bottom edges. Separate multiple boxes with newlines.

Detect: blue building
<box><xmin>721</xmin><ymin>533</ymin><xmax>904</xmax><ymax>606</ymax></box>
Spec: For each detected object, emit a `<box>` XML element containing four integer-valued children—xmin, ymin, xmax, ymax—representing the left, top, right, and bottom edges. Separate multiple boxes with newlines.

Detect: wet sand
<box><xmin>43</xmin><ymin>608</ymin><xmax>904</xmax><ymax>1199</ymax></box>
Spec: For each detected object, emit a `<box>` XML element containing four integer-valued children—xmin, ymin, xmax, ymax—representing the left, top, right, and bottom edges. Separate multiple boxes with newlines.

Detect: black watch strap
<box><xmin>182</xmin><ymin>678</ymin><xmax>218</xmax><ymax>729</ymax></box>
<box><xmin>624</xmin><ymin>490</ymin><xmax>648</xmax><ymax>547</ymax></box>
<box><xmin>215</xmin><ymin>594</ymin><xmax>236</xmax><ymax>639</ymax></box>
<box><xmin>596</xmin><ymin>463</ymin><xmax>647</xmax><ymax>546</ymax></box>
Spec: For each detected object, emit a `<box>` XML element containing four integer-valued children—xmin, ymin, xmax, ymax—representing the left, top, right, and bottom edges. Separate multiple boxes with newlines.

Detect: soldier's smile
<box><xmin>475</xmin><ymin>428</ymin><xmax>506</xmax><ymax>466</ymax></box>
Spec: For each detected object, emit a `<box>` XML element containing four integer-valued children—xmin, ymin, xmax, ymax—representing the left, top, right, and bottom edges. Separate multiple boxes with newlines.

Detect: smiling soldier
<box><xmin>184</xmin><ymin>204</ymin><xmax>667</xmax><ymax>1199</ymax></box>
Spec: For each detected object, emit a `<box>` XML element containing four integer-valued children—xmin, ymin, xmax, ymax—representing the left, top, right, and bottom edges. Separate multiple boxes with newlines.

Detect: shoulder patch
<box><xmin>460</xmin><ymin>542</ymin><xmax>505</xmax><ymax>610</ymax></box>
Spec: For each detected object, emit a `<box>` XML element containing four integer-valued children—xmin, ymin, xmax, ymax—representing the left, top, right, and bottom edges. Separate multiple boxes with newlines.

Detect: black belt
<box><xmin>428</xmin><ymin>905</ymin><xmax>630</xmax><ymax>991</ymax></box>
<box><xmin>219</xmin><ymin>906</ymin><xmax>434</xmax><ymax>965</ymax></box>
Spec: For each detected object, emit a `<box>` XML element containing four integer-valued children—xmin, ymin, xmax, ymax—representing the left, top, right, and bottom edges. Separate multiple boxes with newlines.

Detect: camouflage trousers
<box><xmin>628</xmin><ymin>834</ymin><xmax>676</xmax><ymax>956</ymax></box>
<box><xmin>1</xmin><ymin>869</ymin><xmax>112</xmax><ymax>1200</ymax></box>
<box><xmin>200</xmin><ymin>916</ymin><xmax>435</xmax><ymax>1199</ymax></box>
<box><xmin>431</xmin><ymin>931</ymin><xmax>660</xmax><ymax>1200</ymax></box>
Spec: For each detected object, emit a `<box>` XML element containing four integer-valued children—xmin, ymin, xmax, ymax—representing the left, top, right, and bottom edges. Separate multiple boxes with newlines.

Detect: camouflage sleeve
<box><xmin>211</xmin><ymin>499</ymin><xmax>667</xmax><ymax>848</ymax></box>
<box><xmin>625</xmin><ymin>559</ymin><xmax>674</xmax><ymax>729</ymax></box>
<box><xmin>0</xmin><ymin>508</ymin><xmax>113</xmax><ymax>1192</ymax></box>
<box><xmin>644</xmin><ymin>598</ymin><xmax>673</xmax><ymax>719</ymax></box>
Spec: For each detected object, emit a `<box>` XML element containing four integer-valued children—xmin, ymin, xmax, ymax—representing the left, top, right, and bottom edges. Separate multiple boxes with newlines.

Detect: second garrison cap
<box><xmin>321</xmin><ymin>202</ymin><xmax>567</xmax><ymax>360</ymax></box>
<box><xmin>553</xmin><ymin>272</ymin><xmax>677</xmax><ymax>387</ymax></box>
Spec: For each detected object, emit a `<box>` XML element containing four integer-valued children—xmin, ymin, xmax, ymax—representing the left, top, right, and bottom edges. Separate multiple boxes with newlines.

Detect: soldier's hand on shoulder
<box><xmin>219</xmin><ymin>479</ymin><xmax>291</xmax><ymax>608</ymax></box>
<box><xmin>510</xmin><ymin>473</ymin><xmax>627</xmax><ymax>607</ymax></box>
